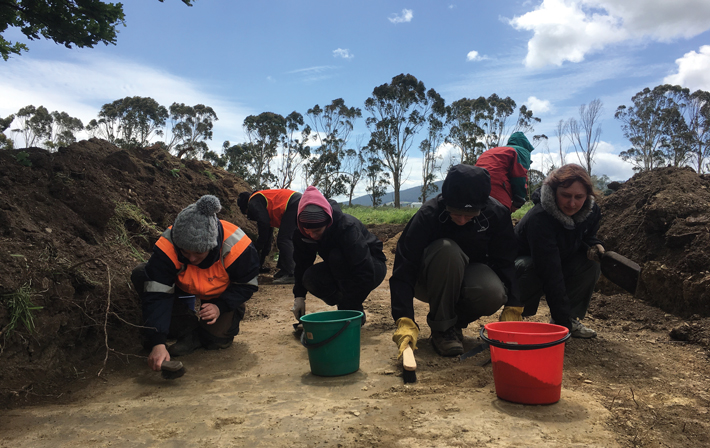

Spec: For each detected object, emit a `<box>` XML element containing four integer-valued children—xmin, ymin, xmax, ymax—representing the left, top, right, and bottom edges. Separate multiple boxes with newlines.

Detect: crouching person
<box><xmin>131</xmin><ymin>195</ymin><xmax>260</xmax><ymax>371</ymax></box>
<box><xmin>390</xmin><ymin>165</ymin><xmax>521</xmax><ymax>357</ymax></box>
<box><xmin>290</xmin><ymin>186</ymin><xmax>387</xmax><ymax>325</ymax></box>
<box><xmin>514</xmin><ymin>164</ymin><xmax>603</xmax><ymax>338</ymax></box>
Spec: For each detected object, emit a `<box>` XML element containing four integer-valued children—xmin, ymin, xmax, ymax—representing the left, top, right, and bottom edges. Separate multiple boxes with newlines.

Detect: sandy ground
<box><xmin>1</xmin><ymin>267</ymin><xmax>708</xmax><ymax>447</ymax></box>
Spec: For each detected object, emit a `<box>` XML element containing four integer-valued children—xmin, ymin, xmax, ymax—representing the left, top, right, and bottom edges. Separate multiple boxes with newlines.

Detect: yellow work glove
<box><xmin>392</xmin><ymin>317</ymin><xmax>419</xmax><ymax>359</ymax></box>
<box><xmin>499</xmin><ymin>306</ymin><xmax>524</xmax><ymax>322</ymax></box>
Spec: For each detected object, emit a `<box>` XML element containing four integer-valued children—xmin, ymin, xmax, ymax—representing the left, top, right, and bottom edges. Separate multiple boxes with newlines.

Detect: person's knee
<box><xmin>130</xmin><ymin>263</ymin><xmax>148</xmax><ymax>296</ymax></box>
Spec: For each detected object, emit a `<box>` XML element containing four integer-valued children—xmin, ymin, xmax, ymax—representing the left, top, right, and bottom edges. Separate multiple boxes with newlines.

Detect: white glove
<box><xmin>292</xmin><ymin>297</ymin><xmax>306</xmax><ymax>321</ymax></box>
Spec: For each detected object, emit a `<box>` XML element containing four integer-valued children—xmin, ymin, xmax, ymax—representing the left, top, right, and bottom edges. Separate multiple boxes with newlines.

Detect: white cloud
<box><xmin>466</xmin><ymin>50</ymin><xmax>487</xmax><ymax>61</ymax></box>
<box><xmin>333</xmin><ymin>48</ymin><xmax>354</xmax><ymax>60</ymax></box>
<box><xmin>664</xmin><ymin>45</ymin><xmax>710</xmax><ymax>91</ymax></box>
<box><xmin>0</xmin><ymin>54</ymin><xmax>253</xmax><ymax>149</ymax></box>
<box><xmin>510</xmin><ymin>0</ymin><xmax>710</xmax><ymax>68</ymax></box>
<box><xmin>526</xmin><ymin>96</ymin><xmax>551</xmax><ymax>114</ymax></box>
<box><xmin>389</xmin><ymin>9</ymin><xmax>413</xmax><ymax>24</ymax></box>
<box><xmin>531</xmin><ymin>140</ymin><xmax>635</xmax><ymax>181</ymax></box>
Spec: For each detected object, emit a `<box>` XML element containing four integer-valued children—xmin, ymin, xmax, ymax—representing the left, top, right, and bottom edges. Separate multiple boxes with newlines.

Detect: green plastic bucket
<box><xmin>300</xmin><ymin>310</ymin><xmax>363</xmax><ymax>376</ymax></box>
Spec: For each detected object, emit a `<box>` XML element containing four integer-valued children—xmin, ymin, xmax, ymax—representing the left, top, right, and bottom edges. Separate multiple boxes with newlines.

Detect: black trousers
<box><xmin>131</xmin><ymin>263</ymin><xmax>245</xmax><ymax>348</ymax></box>
<box><xmin>301</xmin><ymin>248</ymin><xmax>387</xmax><ymax>312</ymax></box>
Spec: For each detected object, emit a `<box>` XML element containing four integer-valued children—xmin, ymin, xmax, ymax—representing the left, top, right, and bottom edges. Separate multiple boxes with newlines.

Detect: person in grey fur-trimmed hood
<box><xmin>514</xmin><ymin>163</ymin><xmax>605</xmax><ymax>338</ymax></box>
<box><xmin>390</xmin><ymin>164</ymin><xmax>521</xmax><ymax>358</ymax></box>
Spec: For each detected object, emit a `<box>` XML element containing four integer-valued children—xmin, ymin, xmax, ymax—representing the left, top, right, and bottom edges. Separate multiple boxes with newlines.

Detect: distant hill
<box><xmin>348</xmin><ymin>180</ymin><xmax>444</xmax><ymax>206</ymax></box>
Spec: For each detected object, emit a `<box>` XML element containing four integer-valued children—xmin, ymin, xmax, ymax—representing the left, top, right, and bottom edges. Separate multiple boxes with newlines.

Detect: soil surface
<box><xmin>0</xmin><ymin>142</ymin><xmax>709</xmax><ymax>447</ymax></box>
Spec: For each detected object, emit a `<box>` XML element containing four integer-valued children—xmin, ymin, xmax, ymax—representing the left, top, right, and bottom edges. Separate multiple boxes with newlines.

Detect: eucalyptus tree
<box><xmin>0</xmin><ymin>114</ymin><xmax>14</xmax><ymax>149</ymax></box>
<box><xmin>481</xmin><ymin>94</ymin><xmax>541</xmax><ymax>151</ymax></box>
<box><xmin>217</xmin><ymin>141</ymin><xmax>264</xmax><ymax>189</ymax></box>
<box><xmin>46</xmin><ymin>111</ymin><xmax>83</xmax><ymax>149</ymax></box>
<box><xmin>685</xmin><ymin>90</ymin><xmax>710</xmax><ymax>173</ymax></box>
<box><xmin>364</xmin><ymin>150</ymin><xmax>390</xmax><ymax>207</ymax></box>
<box><xmin>568</xmin><ymin>98</ymin><xmax>603</xmax><ymax>175</ymax></box>
<box><xmin>419</xmin><ymin>90</ymin><xmax>446</xmax><ymax>202</ymax></box>
<box><xmin>305</xmin><ymin>98</ymin><xmax>361</xmax><ymax>199</ymax></box>
<box><xmin>554</xmin><ymin>119</ymin><xmax>570</xmax><ymax>166</ymax></box>
<box><xmin>365</xmin><ymin>73</ymin><xmax>435</xmax><ymax>208</ymax></box>
<box><xmin>12</xmin><ymin>105</ymin><xmax>52</xmax><ymax>147</ymax></box>
<box><xmin>243</xmin><ymin>111</ymin><xmax>286</xmax><ymax>190</ymax></box>
<box><xmin>615</xmin><ymin>85</ymin><xmax>689</xmax><ymax>172</ymax></box>
<box><xmin>276</xmin><ymin>111</ymin><xmax>311</xmax><ymax>189</ymax></box>
<box><xmin>341</xmin><ymin>135</ymin><xmax>367</xmax><ymax>206</ymax></box>
<box><xmin>446</xmin><ymin>96</ymin><xmax>487</xmax><ymax>164</ymax></box>
<box><xmin>166</xmin><ymin>103</ymin><xmax>218</xmax><ymax>159</ymax></box>
<box><xmin>86</xmin><ymin>96</ymin><xmax>168</xmax><ymax>148</ymax></box>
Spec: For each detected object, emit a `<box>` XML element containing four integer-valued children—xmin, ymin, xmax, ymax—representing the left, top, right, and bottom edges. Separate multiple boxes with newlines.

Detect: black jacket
<box><xmin>515</xmin><ymin>186</ymin><xmax>603</xmax><ymax>324</ymax></box>
<box><xmin>292</xmin><ymin>200</ymin><xmax>386</xmax><ymax>304</ymax></box>
<box><xmin>390</xmin><ymin>194</ymin><xmax>519</xmax><ymax>324</ymax></box>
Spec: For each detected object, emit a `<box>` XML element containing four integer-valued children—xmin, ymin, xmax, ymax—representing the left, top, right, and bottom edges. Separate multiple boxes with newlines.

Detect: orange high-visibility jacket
<box><xmin>155</xmin><ymin>220</ymin><xmax>252</xmax><ymax>301</ymax></box>
<box><xmin>250</xmin><ymin>189</ymin><xmax>297</xmax><ymax>228</ymax></box>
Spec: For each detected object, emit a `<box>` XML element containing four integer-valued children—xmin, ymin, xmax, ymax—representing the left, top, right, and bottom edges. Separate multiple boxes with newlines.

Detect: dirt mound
<box><xmin>597</xmin><ymin>167</ymin><xmax>710</xmax><ymax>316</ymax></box>
<box><xmin>0</xmin><ymin>139</ymin><xmax>255</xmax><ymax>407</ymax></box>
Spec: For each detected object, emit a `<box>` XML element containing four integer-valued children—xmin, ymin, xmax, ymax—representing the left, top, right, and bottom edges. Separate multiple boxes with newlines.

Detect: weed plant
<box><xmin>2</xmin><ymin>283</ymin><xmax>42</xmax><ymax>337</ymax></box>
<box><xmin>109</xmin><ymin>202</ymin><xmax>160</xmax><ymax>262</ymax></box>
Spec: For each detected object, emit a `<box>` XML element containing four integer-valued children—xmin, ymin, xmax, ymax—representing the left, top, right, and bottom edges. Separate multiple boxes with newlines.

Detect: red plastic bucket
<box><xmin>481</xmin><ymin>322</ymin><xmax>570</xmax><ymax>405</ymax></box>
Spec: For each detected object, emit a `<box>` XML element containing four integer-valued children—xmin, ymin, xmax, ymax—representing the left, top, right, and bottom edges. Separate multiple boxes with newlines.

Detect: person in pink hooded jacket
<box><xmin>290</xmin><ymin>186</ymin><xmax>387</xmax><ymax>325</ymax></box>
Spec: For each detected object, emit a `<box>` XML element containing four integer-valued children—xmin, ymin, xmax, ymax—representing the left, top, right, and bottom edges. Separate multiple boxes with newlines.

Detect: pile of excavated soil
<box><xmin>0</xmin><ymin>139</ymin><xmax>255</xmax><ymax>407</ymax></box>
<box><xmin>597</xmin><ymin>167</ymin><xmax>710</xmax><ymax>317</ymax></box>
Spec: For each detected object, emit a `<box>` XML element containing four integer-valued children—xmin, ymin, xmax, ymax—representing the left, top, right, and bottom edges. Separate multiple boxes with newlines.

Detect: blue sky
<box><xmin>2</xmin><ymin>0</ymin><xmax>710</xmax><ymax>200</ymax></box>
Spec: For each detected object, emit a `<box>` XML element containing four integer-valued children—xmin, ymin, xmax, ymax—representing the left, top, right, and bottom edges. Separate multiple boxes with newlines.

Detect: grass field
<box><xmin>343</xmin><ymin>201</ymin><xmax>533</xmax><ymax>225</ymax></box>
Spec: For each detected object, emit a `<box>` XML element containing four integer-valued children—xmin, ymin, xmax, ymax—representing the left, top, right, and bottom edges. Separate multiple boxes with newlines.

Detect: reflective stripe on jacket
<box><xmin>155</xmin><ymin>220</ymin><xmax>252</xmax><ymax>301</ymax></box>
<box><xmin>250</xmin><ymin>189</ymin><xmax>297</xmax><ymax>228</ymax></box>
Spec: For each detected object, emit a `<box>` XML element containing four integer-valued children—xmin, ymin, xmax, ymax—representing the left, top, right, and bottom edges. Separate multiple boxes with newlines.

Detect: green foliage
<box><xmin>365</xmin><ymin>74</ymin><xmax>435</xmax><ymax>208</ymax></box>
<box><xmin>170</xmin><ymin>168</ymin><xmax>180</xmax><ymax>178</ymax></box>
<box><xmin>305</xmin><ymin>99</ymin><xmax>362</xmax><ymax>198</ymax></box>
<box><xmin>234</xmin><ymin>112</ymin><xmax>287</xmax><ymax>190</ymax></box>
<box><xmin>166</xmin><ymin>103</ymin><xmax>218</xmax><ymax>159</ymax></box>
<box><xmin>109</xmin><ymin>202</ymin><xmax>159</xmax><ymax>262</ymax></box>
<box><xmin>12</xmin><ymin>105</ymin><xmax>52</xmax><ymax>147</ymax></box>
<box><xmin>86</xmin><ymin>96</ymin><xmax>168</xmax><ymax>148</ymax></box>
<box><xmin>13</xmin><ymin>150</ymin><xmax>31</xmax><ymax>166</ymax></box>
<box><xmin>511</xmin><ymin>202</ymin><xmax>533</xmax><ymax>220</ymax></box>
<box><xmin>46</xmin><ymin>111</ymin><xmax>84</xmax><ymax>149</ymax></box>
<box><xmin>203</xmin><ymin>169</ymin><xmax>216</xmax><ymax>180</ymax></box>
<box><xmin>342</xmin><ymin>205</ymin><xmax>417</xmax><ymax>225</ymax></box>
<box><xmin>1</xmin><ymin>284</ymin><xmax>43</xmax><ymax>338</ymax></box>
<box><xmin>1</xmin><ymin>0</ymin><xmax>194</xmax><ymax>60</ymax></box>
<box><xmin>0</xmin><ymin>114</ymin><xmax>14</xmax><ymax>149</ymax></box>
<box><xmin>615</xmin><ymin>84</ymin><xmax>690</xmax><ymax>172</ymax></box>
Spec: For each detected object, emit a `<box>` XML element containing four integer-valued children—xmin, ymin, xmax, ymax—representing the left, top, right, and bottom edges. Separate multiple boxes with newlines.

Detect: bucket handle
<box><xmin>301</xmin><ymin>320</ymin><xmax>351</xmax><ymax>349</ymax></box>
<box><xmin>479</xmin><ymin>327</ymin><xmax>570</xmax><ymax>351</ymax></box>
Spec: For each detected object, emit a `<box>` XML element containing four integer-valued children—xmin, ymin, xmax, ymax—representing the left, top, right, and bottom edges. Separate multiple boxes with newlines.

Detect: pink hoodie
<box><xmin>296</xmin><ymin>186</ymin><xmax>333</xmax><ymax>235</ymax></box>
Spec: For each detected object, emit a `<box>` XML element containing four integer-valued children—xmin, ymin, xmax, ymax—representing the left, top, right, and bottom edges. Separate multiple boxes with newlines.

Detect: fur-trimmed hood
<box><xmin>539</xmin><ymin>184</ymin><xmax>595</xmax><ymax>230</ymax></box>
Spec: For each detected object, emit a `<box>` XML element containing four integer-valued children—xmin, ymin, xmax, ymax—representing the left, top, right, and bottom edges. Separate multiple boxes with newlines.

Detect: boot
<box><xmin>168</xmin><ymin>330</ymin><xmax>203</xmax><ymax>357</ymax></box>
<box><xmin>431</xmin><ymin>327</ymin><xmax>464</xmax><ymax>356</ymax></box>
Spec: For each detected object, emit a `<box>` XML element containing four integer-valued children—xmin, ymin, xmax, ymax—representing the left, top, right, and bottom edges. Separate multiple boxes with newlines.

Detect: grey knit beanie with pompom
<box><xmin>171</xmin><ymin>195</ymin><xmax>222</xmax><ymax>253</ymax></box>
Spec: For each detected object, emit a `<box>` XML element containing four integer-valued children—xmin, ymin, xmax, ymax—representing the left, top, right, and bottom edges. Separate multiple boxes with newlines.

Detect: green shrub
<box><xmin>2</xmin><ymin>284</ymin><xmax>42</xmax><ymax>338</ymax></box>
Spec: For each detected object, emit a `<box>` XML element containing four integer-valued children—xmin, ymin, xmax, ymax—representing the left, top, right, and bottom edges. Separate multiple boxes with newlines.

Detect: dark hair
<box><xmin>237</xmin><ymin>191</ymin><xmax>252</xmax><ymax>215</ymax></box>
<box><xmin>544</xmin><ymin>164</ymin><xmax>596</xmax><ymax>199</ymax></box>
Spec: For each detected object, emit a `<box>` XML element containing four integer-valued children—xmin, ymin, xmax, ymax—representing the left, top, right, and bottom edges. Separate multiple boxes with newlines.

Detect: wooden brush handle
<box><xmin>403</xmin><ymin>345</ymin><xmax>417</xmax><ymax>371</ymax></box>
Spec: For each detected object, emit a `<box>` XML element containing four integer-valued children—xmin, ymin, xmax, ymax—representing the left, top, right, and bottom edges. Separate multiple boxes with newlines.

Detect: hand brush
<box><xmin>161</xmin><ymin>360</ymin><xmax>186</xmax><ymax>380</ymax></box>
<box><xmin>402</xmin><ymin>344</ymin><xmax>417</xmax><ymax>383</ymax></box>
